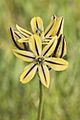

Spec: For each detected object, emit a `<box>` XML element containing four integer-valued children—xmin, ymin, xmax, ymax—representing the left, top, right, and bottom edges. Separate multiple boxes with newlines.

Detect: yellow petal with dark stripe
<box><xmin>57</xmin><ymin>35</ymin><xmax>67</xmax><ymax>58</ymax></box>
<box><xmin>29</xmin><ymin>34</ymin><xmax>42</xmax><ymax>56</ymax></box>
<box><xmin>13</xmin><ymin>49</ymin><xmax>35</xmax><ymax>62</ymax></box>
<box><xmin>20</xmin><ymin>63</ymin><xmax>37</xmax><ymax>84</ymax></box>
<box><xmin>18</xmin><ymin>38</ymin><xmax>29</xmax><ymax>43</ymax></box>
<box><xmin>30</xmin><ymin>17</ymin><xmax>44</xmax><ymax>35</ymax></box>
<box><xmin>44</xmin><ymin>15</ymin><xmax>56</xmax><ymax>37</ymax></box>
<box><xmin>61</xmin><ymin>36</ymin><xmax>67</xmax><ymax>57</ymax></box>
<box><xmin>42</xmin><ymin>36</ymin><xmax>57</xmax><ymax>57</ymax></box>
<box><xmin>52</xmin><ymin>34</ymin><xmax>67</xmax><ymax>58</ymax></box>
<box><xmin>14</xmin><ymin>31</ymin><xmax>24</xmax><ymax>38</ymax></box>
<box><xmin>52</xmin><ymin>17</ymin><xmax>64</xmax><ymax>36</ymax></box>
<box><xmin>44</xmin><ymin>16</ymin><xmax>64</xmax><ymax>37</ymax></box>
<box><xmin>10</xmin><ymin>27</ymin><xmax>25</xmax><ymax>50</ymax></box>
<box><xmin>14</xmin><ymin>30</ymin><xmax>28</xmax><ymax>50</ymax></box>
<box><xmin>45</xmin><ymin>57</ymin><xmax>68</xmax><ymax>71</ymax></box>
<box><xmin>38</xmin><ymin>64</ymin><xmax>50</xmax><ymax>88</ymax></box>
<box><xmin>16</xmin><ymin>24</ymin><xmax>32</xmax><ymax>38</ymax></box>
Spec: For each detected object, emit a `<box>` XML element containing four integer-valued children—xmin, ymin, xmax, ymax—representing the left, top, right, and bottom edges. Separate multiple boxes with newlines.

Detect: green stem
<box><xmin>37</xmin><ymin>81</ymin><xmax>43</xmax><ymax>120</ymax></box>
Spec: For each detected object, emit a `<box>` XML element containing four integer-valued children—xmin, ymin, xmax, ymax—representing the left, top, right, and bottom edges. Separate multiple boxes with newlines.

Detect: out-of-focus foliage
<box><xmin>0</xmin><ymin>0</ymin><xmax>80</xmax><ymax>120</ymax></box>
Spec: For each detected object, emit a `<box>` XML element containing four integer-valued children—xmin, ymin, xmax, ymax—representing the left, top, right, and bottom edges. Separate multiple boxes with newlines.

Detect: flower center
<box><xmin>36</xmin><ymin>56</ymin><xmax>44</xmax><ymax>64</ymax></box>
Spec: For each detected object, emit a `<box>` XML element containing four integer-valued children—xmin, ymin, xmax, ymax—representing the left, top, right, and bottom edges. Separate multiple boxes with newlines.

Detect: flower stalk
<box><xmin>37</xmin><ymin>81</ymin><xmax>43</xmax><ymax>120</ymax></box>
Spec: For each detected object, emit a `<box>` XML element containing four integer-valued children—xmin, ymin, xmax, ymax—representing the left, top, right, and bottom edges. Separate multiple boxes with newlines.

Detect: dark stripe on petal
<box><xmin>41</xmin><ymin>64</ymin><xmax>46</xmax><ymax>82</ymax></box>
<box><xmin>10</xmin><ymin>27</ymin><xmax>24</xmax><ymax>50</ymax></box>
<box><xmin>23</xmin><ymin>43</ymin><xmax>28</xmax><ymax>50</ymax></box>
<box><xmin>44</xmin><ymin>22</ymin><xmax>54</xmax><ymax>37</ymax></box>
<box><xmin>43</xmin><ymin>40</ymin><xmax>55</xmax><ymax>56</ymax></box>
<box><xmin>20</xmin><ymin>29</ymin><xmax>32</xmax><ymax>36</ymax></box>
<box><xmin>24</xmin><ymin>64</ymin><xmax>37</xmax><ymax>79</ymax></box>
<box><xmin>51</xmin><ymin>15</ymin><xmax>56</xmax><ymax>20</ymax></box>
<box><xmin>36</xmin><ymin>20</ymin><xmax>39</xmax><ymax>30</ymax></box>
<box><xmin>52</xmin><ymin>34</ymin><xmax>62</xmax><ymax>56</ymax></box>
<box><xmin>16</xmin><ymin>52</ymin><xmax>35</xmax><ymax>59</ymax></box>
<box><xmin>14</xmin><ymin>31</ymin><xmax>21</xmax><ymax>38</ymax></box>
<box><xmin>19</xmin><ymin>32</ymin><xmax>28</xmax><ymax>38</ymax></box>
<box><xmin>60</xmin><ymin>36</ymin><xmax>65</xmax><ymax>58</ymax></box>
<box><xmin>56</xmin><ymin>18</ymin><xmax>63</xmax><ymax>36</ymax></box>
<box><xmin>45</xmin><ymin>60</ymin><xmax>64</xmax><ymax>65</ymax></box>
<box><xmin>15</xmin><ymin>30</ymin><xmax>29</xmax><ymax>38</ymax></box>
<box><xmin>14</xmin><ymin>31</ymin><xmax>28</xmax><ymax>50</ymax></box>
<box><xmin>36</xmin><ymin>20</ymin><xmax>41</xmax><ymax>36</ymax></box>
<box><xmin>34</xmin><ymin>38</ymin><xmax>39</xmax><ymax>55</ymax></box>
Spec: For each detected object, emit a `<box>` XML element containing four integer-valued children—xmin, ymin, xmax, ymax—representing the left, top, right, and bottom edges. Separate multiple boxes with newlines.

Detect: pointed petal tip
<box><xmin>16</xmin><ymin>24</ymin><xmax>21</xmax><ymax>30</ymax></box>
<box><xmin>10</xmin><ymin>27</ymin><xmax>12</xmax><ymax>31</ymax></box>
<box><xmin>10</xmin><ymin>26</ymin><xmax>15</xmax><ymax>32</ymax></box>
<box><xmin>51</xmin><ymin>14</ymin><xmax>56</xmax><ymax>20</ymax></box>
<box><xmin>20</xmin><ymin>77</ymin><xmax>26</xmax><ymax>84</ymax></box>
<box><xmin>20</xmin><ymin>74</ymin><xmax>27</xmax><ymax>84</ymax></box>
<box><xmin>10</xmin><ymin>27</ymin><xmax>14</xmax><ymax>35</ymax></box>
<box><xmin>44</xmin><ymin>82</ymin><xmax>50</xmax><ymax>88</ymax></box>
<box><xmin>46</xmin><ymin>84</ymin><xmax>49</xmax><ymax>88</ymax></box>
<box><xmin>65</xmin><ymin>61</ymin><xmax>69</xmax><ymax>68</ymax></box>
<box><xmin>16</xmin><ymin>24</ymin><xmax>18</xmax><ymax>27</ymax></box>
<box><xmin>62</xmin><ymin>60</ymin><xmax>69</xmax><ymax>70</ymax></box>
<box><xmin>16</xmin><ymin>24</ymin><xmax>21</xmax><ymax>29</ymax></box>
<box><xmin>40</xmin><ymin>79</ymin><xmax>50</xmax><ymax>88</ymax></box>
<box><xmin>16</xmin><ymin>24</ymin><xmax>20</xmax><ymax>30</ymax></box>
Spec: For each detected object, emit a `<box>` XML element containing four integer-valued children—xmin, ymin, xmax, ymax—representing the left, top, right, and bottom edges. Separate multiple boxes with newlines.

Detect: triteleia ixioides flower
<box><xmin>10</xmin><ymin>15</ymin><xmax>68</xmax><ymax>88</ymax></box>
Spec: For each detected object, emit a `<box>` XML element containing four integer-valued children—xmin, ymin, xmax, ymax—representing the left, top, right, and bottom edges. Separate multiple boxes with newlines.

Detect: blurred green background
<box><xmin>0</xmin><ymin>0</ymin><xmax>80</xmax><ymax>120</ymax></box>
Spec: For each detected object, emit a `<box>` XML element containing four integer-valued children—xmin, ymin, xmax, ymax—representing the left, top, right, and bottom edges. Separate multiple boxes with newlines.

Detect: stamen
<box><xmin>36</xmin><ymin>57</ymin><xmax>44</xmax><ymax>64</ymax></box>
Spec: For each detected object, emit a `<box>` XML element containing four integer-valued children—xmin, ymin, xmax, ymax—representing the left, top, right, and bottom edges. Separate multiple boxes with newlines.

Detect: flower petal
<box><xmin>38</xmin><ymin>64</ymin><xmax>50</xmax><ymax>88</ymax></box>
<box><xmin>45</xmin><ymin>57</ymin><xmax>68</xmax><ymax>71</ymax></box>
<box><xmin>16</xmin><ymin>24</ymin><xmax>32</xmax><ymax>38</ymax></box>
<box><xmin>18</xmin><ymin>38</ymin><xmax>29</xmax><ymax>43</ymax></box>
<box><xmin>14</xmin><ymin>30</ymin><xmax>29</xmax><ymax>50</ymax></box>
<box><xmin>52</xmin><ymin>17</ymin><xmax>64</xmax><ymax>36</ymax></box>
<box><xmin>44</xmin><ymin>16</ymin><xmax>64</xmax><ymax>37</ymax></box>
<box><xmin>52</xmin><ymin>34</ymin><xmax>67</xmax><ymax>58</ymax></box>
<box><xmin>60</xmin><ymin>36</ymin><xmax>67</xmax><ymax>58</ymax></box>
<box><xmin>10</xmin><ymin>27</ymin><xmax>25</xmax><ymax>50</ymax></box>
<box><xmin>29</xmin><ymin>34</ymin><xmax>42</xmax><ymax>56</ymax></box>
<box><xmin>13</xmin><ymin>49</ymin><xmax>35</xmax><ymax>62</ymax></box>
<box><xmin>44</xmin><ymin>15</ymin><xmax>56</xmax><ymax>37</ymax></box>
<box><xmin>14</xmin><ymin>31</ymin><xmax>29</xmax><ymax>42</ymax></box>
<box><xmin>42</xmin><ymin>36</ymin><xmax>57</xmax><ymax>57</ymax></box>
<box><xmin>14</xmin><ymin>31</ymin><xmax>23</xmax><ymax>38</ymax></box>
<box><xmin>20</xmin><ymin>63</ymin><xmax>37</xmax><ymax>84</ymax></box>
<box><xmin>30</xmin><ymin>17</ymin><xmax>44</xmax><ymax>35</ymax></box>
<box><xmin>43</xmin><ymin>37</ymin><xmax>52</xmax><ymax>45</ymax></box>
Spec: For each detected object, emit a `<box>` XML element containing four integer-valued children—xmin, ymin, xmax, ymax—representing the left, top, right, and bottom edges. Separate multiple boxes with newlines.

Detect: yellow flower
<box><xmin>12</xmin><ymin>34</ymin><xmax>68</xmax><ymax>88</ymax></box>
<box><xmin>10</xmin><ymin>15</ymin><xmax>67</xmax><ymax>59</ymax></box>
